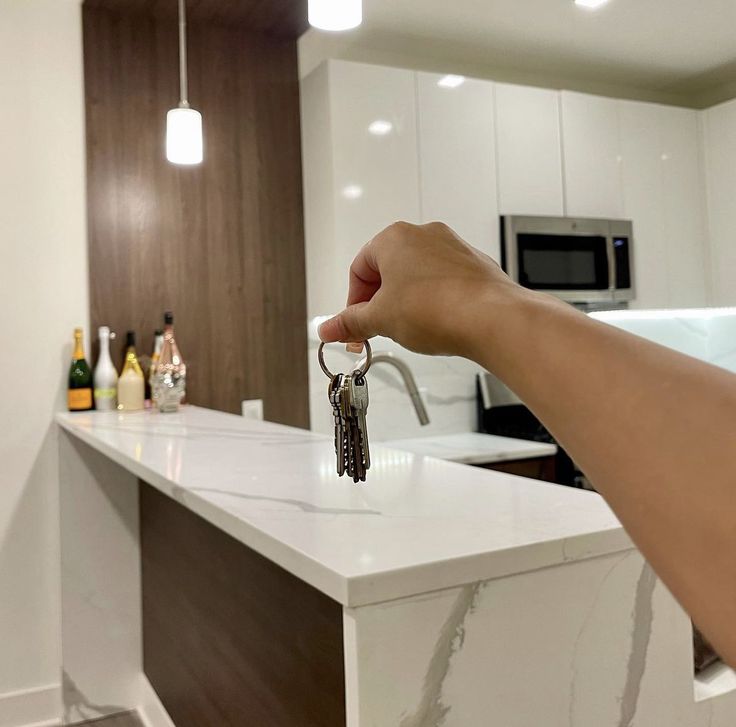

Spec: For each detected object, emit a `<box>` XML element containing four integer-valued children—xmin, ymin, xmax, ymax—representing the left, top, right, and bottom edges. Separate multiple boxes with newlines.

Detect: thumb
<box><xmin>319</xmin><ymin>302</ymin><xmax>377</xmax><ymax>343</ymax></box>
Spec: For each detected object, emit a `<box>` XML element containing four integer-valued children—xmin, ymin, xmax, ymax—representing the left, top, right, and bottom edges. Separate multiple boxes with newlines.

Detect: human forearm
<box><xmin>319</xmin><ymin>220</ymin><xmax>736</xmax><ymax>664</ymax></box>
<box><xmin>472</xmin><ymin>290</ymin><xmax>736</xmax><ymax>665</ymax></box>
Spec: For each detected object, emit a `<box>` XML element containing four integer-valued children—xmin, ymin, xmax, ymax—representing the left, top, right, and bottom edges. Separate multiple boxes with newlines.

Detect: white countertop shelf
<box><xmin>385</xmin><ymin>431</ymin><xmax>557</xmax><ymax>465</ymax></box>
<box><xmin>56</xmin><ymin>406</ymin><xmax>630</xmax><ymax>607</ymax></box>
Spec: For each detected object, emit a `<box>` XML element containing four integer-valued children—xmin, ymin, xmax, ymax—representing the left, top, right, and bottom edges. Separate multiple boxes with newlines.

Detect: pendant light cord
<box><xmin>178</xmin><ymin>0</ymin><xmax>189</xmax><ymax>107</ymax></box>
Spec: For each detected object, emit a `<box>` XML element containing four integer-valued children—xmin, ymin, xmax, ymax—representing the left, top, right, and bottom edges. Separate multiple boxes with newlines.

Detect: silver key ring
<box><xmin>318</xmin><ymin>340</ymin><xmax>372</xmax><ymax>379</ymax></box>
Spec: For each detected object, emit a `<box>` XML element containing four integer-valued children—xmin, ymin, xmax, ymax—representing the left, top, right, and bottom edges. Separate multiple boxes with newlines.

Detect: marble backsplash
<box><xmin>591</xmin><ymin>307</ymin><xmax>736</xmax><ymax>374</ymax></box>
<box><xmin>307</xmin><ymin>317</ymin><xmax>483</xmax><ymax>441</ymax></box>
<box><xmin>307</xmin><ymin>308</ymin><xmax>736</xmax><ymax>440</ymax></box>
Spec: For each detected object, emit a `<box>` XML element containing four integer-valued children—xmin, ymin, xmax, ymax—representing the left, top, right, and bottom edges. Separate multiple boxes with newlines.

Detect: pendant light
<box><xmin>166</xmin><ymin>0</ymin><xmax>203</xmax><ymax>165</ymax></box>
<box><xmin>308</xmin><ymin>0</ymin><xmax>362</xmax><ymax>31</ymax></box>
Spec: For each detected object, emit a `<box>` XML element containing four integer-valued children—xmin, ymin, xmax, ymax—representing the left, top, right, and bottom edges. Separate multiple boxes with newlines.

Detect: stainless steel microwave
<box><xmin>500</xmin><ymin>215</ymin><xmax>634</xmax><ymax>306</ymax></box>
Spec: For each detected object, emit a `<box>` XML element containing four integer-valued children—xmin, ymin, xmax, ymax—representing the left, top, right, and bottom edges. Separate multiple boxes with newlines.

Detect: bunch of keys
<box><xmin>318</xmin><ymin>340</ymin><xmax>372</xmax><ymax>483</ymax></box>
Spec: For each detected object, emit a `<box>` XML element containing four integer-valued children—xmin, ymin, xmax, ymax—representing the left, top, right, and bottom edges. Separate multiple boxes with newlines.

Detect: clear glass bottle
<box><xmin>147</xmin><ymin>329</ymin><xmax>164</xmax><ymax>405</ymax></box>
<box><xmin>94</xmin><ymin>326</ymin><xmax>118</xmax><ymax>411</ymax></box>
<box><xmin>153</xmin><ymin>312</ymin><xmax>186</xmax><ymax>413</ymax></box>
<box><xmin>68</xmin><ymin>327</ymin><xmax>93</xmax><ymax>411</ymax></box>
<box><xmin>117</xmin><ymin>331</ymin><xmax>145</xmax><ymax>411</ymax></box>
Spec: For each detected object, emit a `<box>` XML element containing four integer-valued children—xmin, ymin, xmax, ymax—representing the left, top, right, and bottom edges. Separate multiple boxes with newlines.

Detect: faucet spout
<box><xmin>354</xmin><ymin>351</ymin><xmax>430</xmax><ymax>426</ymax></box>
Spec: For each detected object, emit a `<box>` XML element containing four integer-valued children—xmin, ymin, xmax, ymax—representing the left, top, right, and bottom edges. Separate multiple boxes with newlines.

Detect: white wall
<box><xmin>0</xmin><ymin>1</ymin><xmax>87</xmax><ymax>724</ymax></box>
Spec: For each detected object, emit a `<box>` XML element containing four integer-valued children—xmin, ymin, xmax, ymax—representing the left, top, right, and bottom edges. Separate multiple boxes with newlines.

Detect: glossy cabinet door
<box><xmin>619</xmin><ymin>100</ymin><xmax>708</xmax><ymax>309</ymax></box>
<box><xmin>495</xmin><ymin>83</ymin><xmax>564</xmax><ymax>217</ymax></box>
<box><xmin>560</xmin><ymin>91</ymin><xmax>624</xmax><ymax>219</ymax></box>
<box><xmin>416</xmin><ymin>73</ymin><xmax>499</xmax><ymax>259</ymax></box>
<box><xmin>302</xmin><ymin>60</ymin><xmax>421</xmax><ymax>318</ymax></box>
<box><xmin>702</xmin><ymin>99</ymin><xmax>736</xmax><ymax>306</ymax></box>
<box><xmin>659</xmin><ymin>106</ymin><xmax>708</xmax><ymax>308</ymax></box>
<box><xmin>618</xmin><ymin>99</ymin><xmax>669</xmax><ymax>309</ymax></box>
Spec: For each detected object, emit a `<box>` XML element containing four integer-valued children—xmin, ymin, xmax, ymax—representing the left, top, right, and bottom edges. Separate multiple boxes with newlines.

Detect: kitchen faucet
<box><xmin>354</xmin><ymin>351</ymin><xmax>430</xmax><ymax>426</ymax></box>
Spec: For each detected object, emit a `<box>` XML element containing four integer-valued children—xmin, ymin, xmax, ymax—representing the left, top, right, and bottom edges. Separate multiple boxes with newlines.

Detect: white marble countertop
<box><xmin>56</xmin><ymin>406</ymin><xmax>630</xmax><ymax>607</ymax></box>
<box><xmin>385</xmin><ymin>432</ymin><xmax>557</xmax><ymax>465</ymax></box>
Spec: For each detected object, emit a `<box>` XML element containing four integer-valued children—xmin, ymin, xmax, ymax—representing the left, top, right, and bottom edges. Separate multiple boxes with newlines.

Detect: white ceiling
<box><xmin>300</xmin><ymin>0</ymin><xmax>736</xmax><ymax>107</ymax></box>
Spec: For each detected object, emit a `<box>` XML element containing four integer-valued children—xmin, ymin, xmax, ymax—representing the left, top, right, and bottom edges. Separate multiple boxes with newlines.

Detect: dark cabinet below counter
<box><xmin>475</xmin><ymin>455</ymin><xmax>557</xmax><ymax>483</ymax></box>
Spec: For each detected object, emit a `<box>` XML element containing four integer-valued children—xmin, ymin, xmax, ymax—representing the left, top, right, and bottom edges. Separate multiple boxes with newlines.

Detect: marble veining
<box><xmin>568</xmin><ymin>551</ymin><xmax>634</xmax><ymax>725</ymax></box>
<box><xmin>180</xmin><ymin>485</ymin><xmax>383</xmax><ymax>516</ymax></box>
<box><xmin>345</xmin><ymin>548</ymin><xmax>736</xmax><ymax>727</ymax></box>
<box><xmin>618</xmin><ymin>563</ymin><xmax>657</xmax><ymax>727</ymax></box>
<box><xmin>398</xmin><ymin>582</ymin><xmax>483</xmax><ymax>727</ymax></box>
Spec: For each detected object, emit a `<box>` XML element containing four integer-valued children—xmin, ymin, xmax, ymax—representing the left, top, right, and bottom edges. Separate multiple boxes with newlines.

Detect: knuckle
<box><xmin>387</xmin><ymin>220</ymin><xmax>412</xmax><ymax>235</ymax></box>
<box><xmin>425</xmin><ymin>220</ymin><xmax>451</xmax><ymax>234</ymax></box>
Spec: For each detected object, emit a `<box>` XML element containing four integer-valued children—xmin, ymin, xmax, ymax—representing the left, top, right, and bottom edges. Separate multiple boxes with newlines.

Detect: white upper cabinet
<box><xmin>560</xmin><ymin>91</ymin><xmax>624</xmax><ymax>219</ymax></box>
<box><xmin>703</xmin><ymin>99</ymin><xmax>736</xmax><ymax>306</ymax></box>
<box><xmin>302</xmin><ymin>61</ymin><xmax>714</xmax><ymax>316</ymax></box>
<box><xmin>495</xmin><ymin>83</ymin><xmax>564</xmax><ymax>217</ymax></box>
<box><xmin>416</xmin><ymin>73</ymin><xmax>499</xmax><ymax>259</ymax></box>
<box><xmin>301</xmin><ymin>60</ymin><xmax>421</xmax><ymax>317</ymax></box>
<box><xmin>618</xmin><ymin>100</ymin><xmax>668</xmax><ymax>309</ymax></box>
<box><xmin>618</xmin><ymin>100</ymin><xmax>707</xmax><ymax>309</ymax></box>
<box><xmin>659</xmin><ymin>106</ymin><xmax>708</xmax><ymax>308</ymax></box>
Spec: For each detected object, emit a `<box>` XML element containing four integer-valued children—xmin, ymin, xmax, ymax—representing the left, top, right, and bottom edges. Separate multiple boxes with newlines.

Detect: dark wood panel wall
<box><xmin>83</xmin><ymin>1</ymin><xmax>310</xmax><ymax>426</ymax></box>
<box><xmin>140</xmin><ymin>481</ymin><xmax>346</xmax><ymax>727</ymax></box>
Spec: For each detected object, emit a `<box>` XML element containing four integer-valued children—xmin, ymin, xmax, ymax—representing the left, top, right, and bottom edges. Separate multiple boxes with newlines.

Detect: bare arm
<box><xmin>319</xmin><ymin>221</ymin><xmax>736</xmax><ymax>666</ymax></box>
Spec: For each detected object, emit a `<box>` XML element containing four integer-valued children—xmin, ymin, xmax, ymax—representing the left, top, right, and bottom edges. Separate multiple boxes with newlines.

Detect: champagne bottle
<box><xmin>147</xmin><ymin>329</ymin><xmax>164</xmax><ymax>404</ymax></box>
<box><xmin>68</xmin><ymin>327</ymin><xmax>93</xmax><ymax>411</ymax></box>
<box><xmin>153</xmin><ymin>312</ymin><xmax>186</xmax><ymax>413</ymax></box>
<box><xmin>117</xmin><ymin>331</ymin><xmax>145</xmax><ymax>411</ymax></box>
<box><xmin>94</xmin><ymin>326</ymin><xmax>118</xmax><ymax>411</ymax></box>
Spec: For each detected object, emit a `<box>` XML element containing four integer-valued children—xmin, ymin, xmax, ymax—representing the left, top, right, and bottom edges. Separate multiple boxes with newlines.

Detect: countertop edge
<box><xmin>56</xmin><ymin>411</ymin><xmax>631</xmax><ymax>608</ymax></box>
<box><xmin>57</xmin><ymin>415</ymin><xmax>351</xmax><ymax>605</ymax></box>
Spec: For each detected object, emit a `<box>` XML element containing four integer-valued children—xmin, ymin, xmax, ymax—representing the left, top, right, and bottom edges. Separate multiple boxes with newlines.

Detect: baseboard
<box><xmin>0</xmin><ymin>684</ymin><xmax>61</xmax><ymax>727</ymax></box>
<box><xmin>136</xmin><ymin>679</ymin><xmax>175</xmax><ymax>727</ymax></box>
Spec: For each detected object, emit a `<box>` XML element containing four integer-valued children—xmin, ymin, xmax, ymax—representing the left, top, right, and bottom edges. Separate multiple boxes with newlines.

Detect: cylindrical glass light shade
<box><xmin>166</xmin><ymin>107</ymin><xmax>203</xmax><ymax>165</ymax></box>
<box><xmin>308</xmin><ymin>0</ymin><xmax>362</xmax><ymax>31</ymax></box>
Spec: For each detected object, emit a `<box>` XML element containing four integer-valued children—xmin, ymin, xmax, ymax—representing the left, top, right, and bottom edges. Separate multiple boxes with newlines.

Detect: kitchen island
<box><xmin>56</xmin><ymin>406</ymin><xmax>736</xmax><ymax>726</ymax></box>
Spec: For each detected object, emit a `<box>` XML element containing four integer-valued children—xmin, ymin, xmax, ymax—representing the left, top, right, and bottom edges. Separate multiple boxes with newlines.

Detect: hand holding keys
<box><xmin>318</xmin><ymin>341</ymin><xmax>372</xmax><ymax>483</ymax></box>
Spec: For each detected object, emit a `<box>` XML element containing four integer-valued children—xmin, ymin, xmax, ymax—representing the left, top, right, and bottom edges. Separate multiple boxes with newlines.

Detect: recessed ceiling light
<box><xmin>368</xmin><ymin>120</ymin><xmax>393</xmax><ymax>136</ymax></box>
<box><xmin>575</xmin><ymin>0</ymin><xmax>609</xmax><ymax>8</ymax></box>
<box><xmin>342</xmin><ymin>184</ymin><xmax>363</xmax><ymax>200</ymax></box>
<box><xmin>308</xmin><ymin>0</ymin><xmax>362</xmax><ymax>31</ymax></box>
<box><xmin>437</xmin><ymin>74</ymin><xmax>466</xmax><ymax>89</ymax></box>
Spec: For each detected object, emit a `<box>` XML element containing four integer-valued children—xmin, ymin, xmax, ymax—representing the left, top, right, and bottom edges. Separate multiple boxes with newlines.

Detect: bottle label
<box><xmin>68</xmin><ymin>389</ymin><xmax>93</xmax><ymax>410</ymax></box>
<box><xmin>94</xmin><ymin>388</ymin><xmax>117</xmax><ymax>411</ymax></box>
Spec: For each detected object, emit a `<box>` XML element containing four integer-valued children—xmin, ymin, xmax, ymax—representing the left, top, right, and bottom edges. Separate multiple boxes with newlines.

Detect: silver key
<box><xmin>349</xmin><ymin>374</ymin><xmax>370</xmax><ymax>477</ymax></box>
<box><xmin>346</xmin><ymin>381</ymin><xmax>363</xmax><ymax>482</ymax></box>
<box><xmin>329</xmin><ymin>374</ymin><xmax>346</xmax><ymax>477</ymax></box>
<box><xmin>340</xmin><ymin>374</ymin><xmax>357</xmax><ymax>480</ymax></box>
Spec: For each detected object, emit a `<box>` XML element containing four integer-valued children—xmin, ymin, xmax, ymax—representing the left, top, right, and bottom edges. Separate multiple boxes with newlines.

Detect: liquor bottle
<box><xmin>147</xmin><ymin>329</ymin><xmax>164</xmax><ymax>404</ymax></box>
<box><xmin>153</xmin><ymin>311</ymin><xmax>186</xmax><ymax>413</ymax></box>
<box><xmin>117</xmin><ymin>331</ymin><xmax>145</xmax><ymax>411</ymax></box>
<box><xmin>94</xmin><ymin>326</ymin><xmax>118</xmax><ymax>411</ymax></box>
<box><xmin>68</xmin><ymin>327</ymin><xmax>93</xmax><ymax>411</ymax></box>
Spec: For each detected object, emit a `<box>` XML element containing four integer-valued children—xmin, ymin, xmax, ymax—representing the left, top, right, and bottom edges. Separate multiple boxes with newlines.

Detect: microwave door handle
<box><xmin>606</xmin><ymin>237</ymin><xmax>616</xmax><ymax>294</ymax></box>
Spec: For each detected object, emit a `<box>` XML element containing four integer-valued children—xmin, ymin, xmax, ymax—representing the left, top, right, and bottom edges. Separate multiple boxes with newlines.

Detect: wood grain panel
<box><xmin>85</xmin><ymin>0</ymin><xmax>308</xmax><ymax>37</ymax></box>
<box><xmin>83</xmin><ymin>4</ymin><xmax>309</xmax><ymax>425</ymax></box>
<box><xmin>139</xmin><ymin>481</ymin><xmax>346</xmax><ymax>727</ymax></box>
